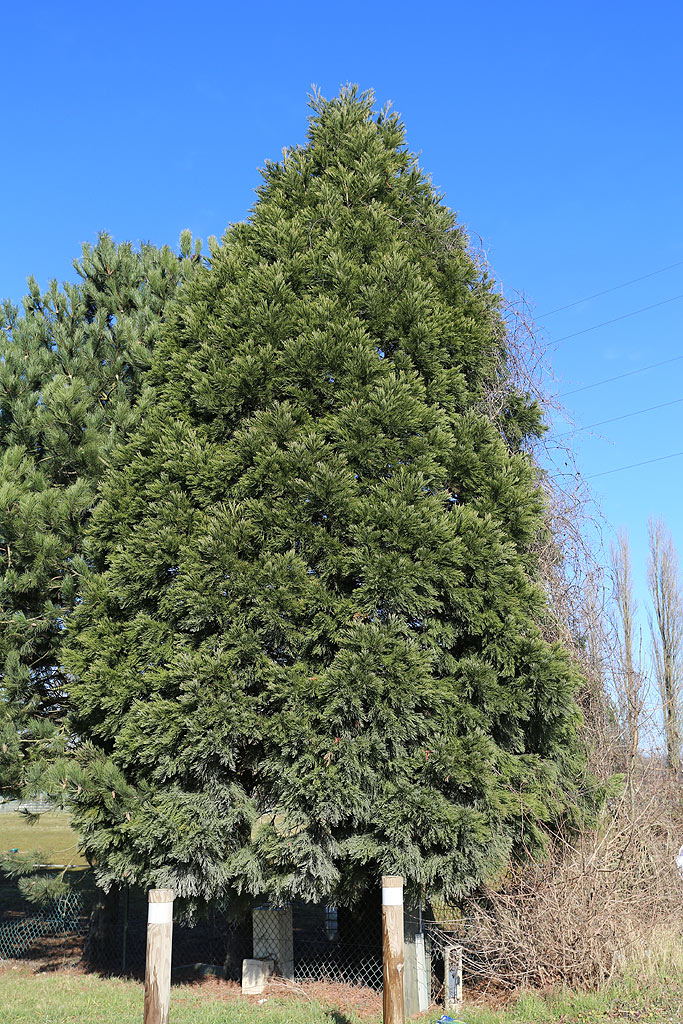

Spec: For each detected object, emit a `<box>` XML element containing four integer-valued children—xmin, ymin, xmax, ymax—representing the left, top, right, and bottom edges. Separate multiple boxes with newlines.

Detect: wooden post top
<box><xmin>382</xmin><ymin>875</ymin><xmax>403</xmax><ymax>887</ymax></box>
<box><xmin>148</xmin><ymin>889</ymin><xmax>175</xmax><ymax>903</ymax></box>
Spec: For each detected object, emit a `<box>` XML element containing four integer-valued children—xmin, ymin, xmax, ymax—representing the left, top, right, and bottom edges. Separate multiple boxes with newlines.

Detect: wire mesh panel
<box><xmin>97</xmin><ymin>888</ymin><xmax>254</xmax><ymax>978</ymax></box>
<box><xmin>0</xmin><ymin>891</ymin><xmax>87</xmax><ymax>962</ymax></box>
<box><xmin>0</xmin><ymin>876</ymin><xmax>251</xmax><ymax>975</ymax></box>
<box><xmin>423</xmin><ymin>918</ymin><xmax>471</xmax><ymax>1005</ymax></box>
<box><xmin>293</xmin><ymin>902</ymin><xmax>383</xmax><ymax>988</ymax></box>
<box><xmin>0</xmin><ymin>872</ymin><xmax>386</xmax><ymax>993</ymax></box>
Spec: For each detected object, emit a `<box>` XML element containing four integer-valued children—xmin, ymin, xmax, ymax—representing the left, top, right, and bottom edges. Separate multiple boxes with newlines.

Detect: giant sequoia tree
<box><xmin>62</xmin><ymin>89</ymin><xmax>584</xmax><ymax>910</ymax></box>
<box><xmin>0</xmin><ymin>234</ymin><xmax>197</xmax><ymax>791</ymax></box>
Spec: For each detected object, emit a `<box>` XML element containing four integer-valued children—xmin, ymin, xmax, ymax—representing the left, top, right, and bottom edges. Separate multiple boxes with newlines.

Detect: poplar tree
<box><xmin>62</xmin><ymin>88</ymin><xmax>584</xmax><ymax>911</ymax></box>
<box><xmin>0</xmin><ymin>234</ymin><xmax>197</xmax><ymax>791</ymax></box>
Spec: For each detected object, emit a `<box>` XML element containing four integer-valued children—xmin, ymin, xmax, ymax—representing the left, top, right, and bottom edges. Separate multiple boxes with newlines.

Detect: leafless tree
<box><xmin>610</xmin><ymin>529</ymin><xmax>647</xmax><ymax>811</ymax></box>
<box><xmin>468</xmin><ymin>246</ymin><xmax>614</xmax><ymax>751</ymax></box>
<box><xmin>647</xmin><ymin>516</ymin><xmax>683</xmax><ymax>773</ymax></box>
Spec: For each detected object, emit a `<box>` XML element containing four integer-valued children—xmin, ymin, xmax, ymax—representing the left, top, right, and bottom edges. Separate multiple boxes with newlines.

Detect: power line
<box><xmin>550</xmin><ymin>293</ymin><xmax>683</xmax><ymax>346</ymax></box>
<box><xmin>559</xmin><ymin>355</ymin><xmax>683</xmax><ymax>397</ymax></box>
<box><xmin>540</xmin><ymin>257</ymin><xmax>683</xmax><ymax>317</ymax></box>
<box><xmin>556</xmin><ymin>396</ymin><xmax>683</xmax><ymax>438</ymax></box>
<box><xmin>589</xmin><ymin>449</ymin><xmax>683</xmax><ymax>479</ymax></box>
<box><xmin>537</xmin><ymin>262</ymin><xmax>683</xmax><ymax>481</ymax></box>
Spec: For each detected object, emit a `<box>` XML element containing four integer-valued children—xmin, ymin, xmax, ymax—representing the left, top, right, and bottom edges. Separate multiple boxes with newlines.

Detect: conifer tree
<box><xmin>0</xmin><ymin>234</ymin><xmax>197</xmax><ymax>792</ymax></box>
<box><xmin>62</xmin><ymin>88</ymin><xmax>584</xmax><ymax>911</ymax></box>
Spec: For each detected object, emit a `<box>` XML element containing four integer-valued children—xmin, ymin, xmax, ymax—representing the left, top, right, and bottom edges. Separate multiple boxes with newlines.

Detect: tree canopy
<box><xmin>50</xmin><ymin>87</ymin><xmax>583</xmax><ymax>912</ymax></box>
<box><xmin>0</xmin><ymin>234</ymin><xmax>197</xmax><ymax>792</ymax></box>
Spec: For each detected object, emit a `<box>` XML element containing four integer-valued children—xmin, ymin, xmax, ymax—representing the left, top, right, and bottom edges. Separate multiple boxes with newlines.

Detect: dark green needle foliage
<box><xmin>0</xmin><ymin>234</ymin><xmax>197</xmax><ymax>792</ymax></box>
<box><xmin>63</xmin><ymin>88</ymin><xmax>584</xmax><ymax>911</ymax></box>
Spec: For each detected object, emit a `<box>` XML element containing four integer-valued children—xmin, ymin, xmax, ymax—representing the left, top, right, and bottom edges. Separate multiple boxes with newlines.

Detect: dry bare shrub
<box><xmin>459</xmin><ymin>764</ymin><xmax>683</xmax><ymax>991</ymax></box>
<box><xmin>480</xmin><ymin>276</ymin><xmax>610</xmax><ymax>699</ymax></box>
<box><xmin>443</xmin><ymin>245</ymin><xmax>683</xmax><ymax>1000</ymax></box>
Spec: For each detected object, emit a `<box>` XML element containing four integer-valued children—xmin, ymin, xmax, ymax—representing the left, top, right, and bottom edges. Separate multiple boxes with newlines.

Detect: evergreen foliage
<box><xmin>0</xmin><ymin>234</ymin><xmax>197</xmax><ymax>791</ymax></box>
<box><xmin>62</xmin><ymin>88</ymin><xmax>585</xmax><ymax>910</ymax></box>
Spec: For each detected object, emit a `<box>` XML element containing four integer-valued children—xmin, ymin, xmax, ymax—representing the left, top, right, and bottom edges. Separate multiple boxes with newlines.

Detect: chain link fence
<box><xmin>1</xmin><ymin>869</ymin><xmax>470</xmax><ymax>1010</ymax></box>
<box><xmin>293</xmin><ymin>901</ymin><xmax>383</xmax><ymax>988</ymax></box>
<box><xmin>0</xmin><ymin>890</ymin><xmax>87</xmax><ymax>962</ymax></box>
<box><xmin>424</xmin><ymin>915</ymin><xmax>493</xmax><ymax>1007</ymax></box>
<box><xmin>0</xmin><ymin>871</ymin><xmax>384</xmax><ymax>990</ymax></box>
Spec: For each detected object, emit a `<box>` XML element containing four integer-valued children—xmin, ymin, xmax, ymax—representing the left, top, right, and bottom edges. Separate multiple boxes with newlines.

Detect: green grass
<box><xmin>450</xmin><ymin>962</ymin><xmax>683</xmax><ymax>1024</ymax></box>
<box><xmin>0</xmin><ymin>811</ymin><xmax>91</xmax><ymax>909</ymax></box>
<box><xmin>0</xmin><ymin>968</ymin><xmax>681</xmax><ymax>1024</ymax></box>
<box><xmin>0</xmin><ymin>967</ymin><xmax>377</xmax><ymax>1023</ymax></box>
<box><xmin>457</xmin><ymin>987</ymin><xmax>680</xmax><ymax>1023</ymax></box>
<box><xmin>0</xmin><ymin>811</ymin><xmax>86</xmax><ymax>866</ymax></box>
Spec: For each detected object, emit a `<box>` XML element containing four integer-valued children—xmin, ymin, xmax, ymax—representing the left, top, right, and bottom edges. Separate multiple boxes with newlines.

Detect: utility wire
<box><xmin>556</xmin><ymin>396</ymin><xmax>683</xmax><ymax>438</ymax></box>
<box><xmin>589</xmin><ymin>449</ymin><xmax>683</xmax><ymax>479</ymax></box>
<box><xmin>536</xmin><ymin>261</ymin><xmax>683</xmax><ymax>481</ymax></box>
<box><xmin>559</xmin><ymin>355</ymin><xmax>683</xmax><ymax>397</ymax></box>
<box><xmin>550</xmin><ymin>293</ymin><xmax>683</xmax><ymax>345</ymax></box>
<box><xmin>540</xmin><ymin>258</ymin><xmax>683</xmax><ymax>317</ymax></box>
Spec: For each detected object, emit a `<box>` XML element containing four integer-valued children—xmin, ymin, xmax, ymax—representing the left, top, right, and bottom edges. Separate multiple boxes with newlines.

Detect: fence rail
<box><xmin>0</xmin><ymin>796</ymin><xmax>53</xmax><ymax>815</ymax></box>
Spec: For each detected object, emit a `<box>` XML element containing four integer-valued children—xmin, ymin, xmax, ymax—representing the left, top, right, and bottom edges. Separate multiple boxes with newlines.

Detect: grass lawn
<box><xmin>0</xmin><ymin>966</ymin><xmax>681</xmax><ymax>1024</ymax></box>
<box><xmin>0</xmin><ymin>811</ymin><xmax>87</xmax><ymax>866</ymax></box>
<box><xmin>0</xmin><ymin>967</ymin><xmax>378</xmax><ymax>1023</ymax></box>
<box><xmin>463</xmin><ymin>987</ymin><xmax>682</xmax><ymax>1023</ymax></box>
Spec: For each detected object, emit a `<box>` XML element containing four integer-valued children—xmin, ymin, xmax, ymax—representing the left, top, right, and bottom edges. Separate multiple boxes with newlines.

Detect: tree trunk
<box><xmin>85</xmin><ymin>886</ymin><xmax>120</xmax><ymax>970</ymax></box>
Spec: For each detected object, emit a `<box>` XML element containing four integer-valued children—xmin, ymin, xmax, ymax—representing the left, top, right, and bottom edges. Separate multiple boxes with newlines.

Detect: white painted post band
<box><xmin>147</xmin><ymin>901</ymin><xmax>173</xmax><ymax>924</ymax></box>
<box><xmin>144</xmin><ymin>889</ymin><xmax>174</xmax><ymax>1024</ymax></box>
<box><xmin>382</xmin><ymin>875</ymin><xmax>405</xmax><ymax>1024</ymax></box>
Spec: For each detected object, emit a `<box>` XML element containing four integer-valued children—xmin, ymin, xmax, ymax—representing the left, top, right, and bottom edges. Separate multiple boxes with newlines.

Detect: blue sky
<box><xmin>2</xmin><ymin>0</ymin><xmax>682</xmax><ymax>620</ymax></box>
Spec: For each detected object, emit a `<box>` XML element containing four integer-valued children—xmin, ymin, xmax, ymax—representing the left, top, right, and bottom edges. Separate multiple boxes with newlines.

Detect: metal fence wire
<box><xmin>0</xmin><ymin>874</ymin><xmax>385</xmax><ymax>989</ymax></box>
<box><xmin>424</xmin><ymin>916</ymin><xmax>485</xmax><ymax>1005</ymax></box>
<box><xmin>293</xmin><ymin>902</ymin><xmax>383</xmax><ymax>988</ymax></box>
<box><xmin>0</xmin><ymin>891</ymin><xmax>88</xmax><ymax>962</ymax></box>
<box><xmin>1</xmin><ymin>874</ymin><xmax>458</xmax><ymax>1004</ymax></box>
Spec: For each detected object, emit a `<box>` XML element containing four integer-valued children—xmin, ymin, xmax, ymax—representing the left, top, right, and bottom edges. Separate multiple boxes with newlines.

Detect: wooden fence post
<box><xmin>143</xmin><ymin>888</ymin><xmax>174</xmax><ymax>1024</ymax></box>
<box><xmin>382</xmin><ymin>875</ymin><xmax>405</xmax><ymax>1024</ymax></box>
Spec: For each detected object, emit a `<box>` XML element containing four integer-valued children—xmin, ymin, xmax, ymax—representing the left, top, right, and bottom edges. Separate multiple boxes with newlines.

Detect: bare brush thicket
<box><xmin>462</xmin><ymin>769</ymin><xmax>683</xmax><ymax>990</ymax></box>
<box><xmin>493</xmin><ymin>285</ymin><xmax>609</xmax><ymax>716</ymax></box>
<box><xmin>454</xmin><ymin>273</ymin><xmax>683</xmax><ymax>993</ymax></box>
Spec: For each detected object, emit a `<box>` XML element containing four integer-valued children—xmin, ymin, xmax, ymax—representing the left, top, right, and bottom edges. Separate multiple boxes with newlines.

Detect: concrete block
<box><xmin>241</xmin><ymin>958</ymin><xmax>274</xmax><ymax>995</ymax></box>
